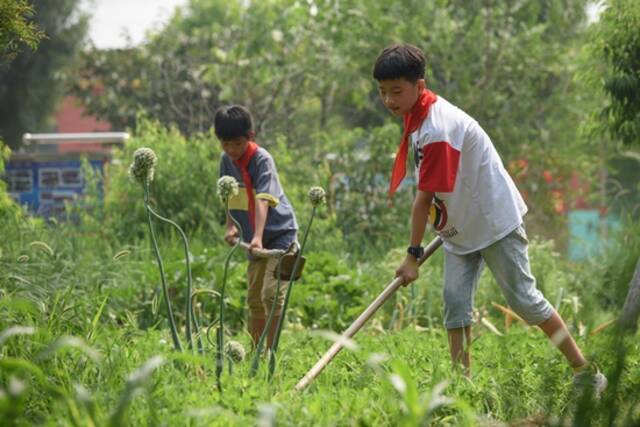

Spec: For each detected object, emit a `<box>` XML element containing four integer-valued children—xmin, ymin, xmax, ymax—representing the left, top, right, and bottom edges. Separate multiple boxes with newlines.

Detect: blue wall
<box><xmin>6</xmin><ymin>159</ymin><xmax>103</xmax><ymax>218</ymax></box>
<box><xmin>568</xmin><ymin>209</ymin><xmax>621</xmax><ymax>261</ymax></box>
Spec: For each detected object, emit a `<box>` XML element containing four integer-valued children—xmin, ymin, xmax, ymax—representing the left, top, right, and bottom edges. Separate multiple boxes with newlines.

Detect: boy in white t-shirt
<box><xmin>373</xmin><ymin>43</ymin><xmax>606</xmax><ymax>396</ymax></box>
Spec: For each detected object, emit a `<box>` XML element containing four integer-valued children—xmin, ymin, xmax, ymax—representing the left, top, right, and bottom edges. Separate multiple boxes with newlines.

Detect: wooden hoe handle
<box><xmin>233</xmin><ymin>238</ymin><xmax>286</xmax><ymax>259</ymax></box>
<box><xmin>294</xmin><ymin>236</ymin><xmax>443</xmax><ymax>391</ymax></box>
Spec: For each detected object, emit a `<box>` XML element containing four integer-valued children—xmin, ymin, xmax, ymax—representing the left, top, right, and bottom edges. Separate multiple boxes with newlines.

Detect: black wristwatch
<box><xmin>407</xmin><ymin>245</ymin><xmax>424</xmax><ymax>260</ymax></box>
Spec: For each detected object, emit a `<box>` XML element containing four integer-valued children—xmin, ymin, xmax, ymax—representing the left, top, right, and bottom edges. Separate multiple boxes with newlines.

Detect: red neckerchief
<box><xmin>388</xmin><ymin>89</ymin><xmax>437</xmax><ymax>197</ymax></box>
<box><xmin>233</xmin><ymin>141</ymin><xmax>259</xmax><ymax>230</ymax></box>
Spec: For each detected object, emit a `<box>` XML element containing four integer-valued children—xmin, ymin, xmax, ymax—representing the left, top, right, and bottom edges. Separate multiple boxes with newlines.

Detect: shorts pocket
<box><xmin>513</xmin><ymin>224</ymin><xmax>529</xmax><ymax>244</ymax></box>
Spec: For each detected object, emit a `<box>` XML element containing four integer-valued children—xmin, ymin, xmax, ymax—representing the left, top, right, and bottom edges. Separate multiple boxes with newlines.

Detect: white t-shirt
<box><xmin>411</xmin><ymin>95</ymin><xmax>527</xmax><ymax>254</ymax></box>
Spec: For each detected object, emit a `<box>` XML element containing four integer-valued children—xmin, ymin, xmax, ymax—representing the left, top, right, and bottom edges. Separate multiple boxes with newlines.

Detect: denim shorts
<box><xmin>442</xmin><ymin>224</ymin><xmax>554</xmax><ymax>329</ymax></box>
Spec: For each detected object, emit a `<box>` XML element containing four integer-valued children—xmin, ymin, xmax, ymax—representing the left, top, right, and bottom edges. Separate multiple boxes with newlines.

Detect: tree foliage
<box><xmin>589</xmin><ymin>0</ymin><xmax>640</xmax><ymax>331</ymax></box>
<box><xmin>0</xmin><ymin>0</ymin><xmax>88</xmax><ymax>148</ymax></box>
<box><xmin>72</xmin><ymin>0</ymin><xmax>591</xmax><ymax>153</ymax></box>
<box><xmin>0</xmin><ymin>141</ymin><xmax>23</xmax><ymax>223</ymax></box>
<box><xmin>0</xmin><ymin>1</ymin><xmax>43</xmax><ymax>221</ymax></box>
<box><xmin>0</xmin><ymin>0</ymin><xmax>44</xmax><ymax>63</ymax></box>
<box><xmin>595</xmin><ymin>0</ymin><xmax>640</xmax><ymax>146</ymax></box>
<box><xmin>70</xmin><ymin>0</ymin><xmax>594</xmax><ymax>241</ymax></box>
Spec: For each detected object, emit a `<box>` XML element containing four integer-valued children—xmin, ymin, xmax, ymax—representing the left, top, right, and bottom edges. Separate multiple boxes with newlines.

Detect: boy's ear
<box><xmin>247</xmin><ymin>130</ymin><xmax>256</xmax><ymax>140</ymax></box>
<box><xmin>416</xmin><ymin>79</ymin><xmax>426</xmax><ymax>91</ymax></box>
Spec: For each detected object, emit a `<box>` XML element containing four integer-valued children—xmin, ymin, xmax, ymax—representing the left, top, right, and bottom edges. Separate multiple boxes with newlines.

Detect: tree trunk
<box><xmin>619</xmin><ymin>258</ymin><xmax>640</xmax><ymax>332</ymax></box>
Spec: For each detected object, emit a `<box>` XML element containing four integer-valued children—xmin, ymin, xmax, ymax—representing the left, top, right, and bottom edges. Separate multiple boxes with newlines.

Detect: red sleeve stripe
<box><xmin>418</xmin><ymin>141</ymin><xmax>461</xmax><ymax>193</ymax></box>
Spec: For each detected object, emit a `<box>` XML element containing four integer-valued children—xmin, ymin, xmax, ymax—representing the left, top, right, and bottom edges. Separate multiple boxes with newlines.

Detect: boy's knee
<box><xmin>442</xmin><ymin>285</ymin><xmax>475</xmax><ymax>328</ymax></box>
<box><xmin>249</xmin><ymin>307</ymin><xmax>266</xmax><ymax>320</ymax></box>
<box><xmin>259</xmin><ymin>259</ymin><xmax>287</xmax><ymax>314</ymax></box>
<box><xmin>507</xmin><ymin>296</ymin><xmax>554</xmax><ymax>325</ymax></box>
<box><xmin>247</xmin><ymin>259</ymin><xmax>267</xmax><ymax>313</ymax></box>
<box><xmin>261</xmin><ymin>284</ymin><xmax>287</xmax><ymax>316</ymax></box>
<box><xmin>442</xmin><ymin>285</ymin><xmax>460</xmax><ymax>307</ymax></box>
<box><xmin>247</xmin><ymin>292</ymin><xmax>266</xmax><ymax>319</ymax></box>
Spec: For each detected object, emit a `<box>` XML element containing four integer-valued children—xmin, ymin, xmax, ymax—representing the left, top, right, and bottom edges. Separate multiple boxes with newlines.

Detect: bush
<box><xmin>100</xmin><ymin>118</ymin><xmax>224</xmax><ymax>240</ymax></box>
<box><xmin>580</xmin><ymin>217</ymin><xmax>640</xmax><ymax>312</ymax></box>
<box><xmin>0</xmin><ymin>141</ymin><xmax>23</xmax><ymax>225</ymax></box>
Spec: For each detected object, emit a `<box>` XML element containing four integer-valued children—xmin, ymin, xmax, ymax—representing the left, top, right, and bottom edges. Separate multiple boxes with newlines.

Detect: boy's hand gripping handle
<box><xmin>231</xmin><ymin>238</ymin><xmax>285</xmax><ymax>259</ymax></box>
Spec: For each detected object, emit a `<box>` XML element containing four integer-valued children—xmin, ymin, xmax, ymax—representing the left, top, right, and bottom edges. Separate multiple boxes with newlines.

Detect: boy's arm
<box><xmin>410</xmin><ymin>190</ymin><xmax>434</xmax><ymax>246</ymax></box>
<box><xmin>396</xmin><ymin>190</ymin><xmax>434</xmax><ymax>284</ymax></box>
<box><xmin>249</xmin><ymin>198</ymin><xmax>269</xmax><ymax>251</ymax></box>
<box><xmin>250</xmin><ymin>153</ymin><xmax>282</xmax><ymax>251</ymax></box>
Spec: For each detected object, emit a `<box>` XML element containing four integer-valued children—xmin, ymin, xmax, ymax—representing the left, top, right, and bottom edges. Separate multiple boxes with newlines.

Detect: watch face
<box><xmin>408</xmin><ymin>246</ymin><xmax>423</xmax><ymax>258</ymax></box>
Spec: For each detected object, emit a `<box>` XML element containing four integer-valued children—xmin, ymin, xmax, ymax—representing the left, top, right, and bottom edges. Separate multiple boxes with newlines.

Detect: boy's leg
<box><xmin>480</xmin><ymin>225</ymin><xmax>586</xmax><ymax>368</ymax></box>
<box><xmin>537</xmin><ymin>311</ymin><xmax>587</xmax><ymax>368</ymax></box>
<box><xmin>261</xmin><ymin>256</ymin><xmax>290</xmax><ymax>349</ymax></box>
<box><xmin>448</xmin><ymin>326</ymin><xmax>472</xmax><ymax>375</ymax></box>
<box><xmin>250</xmin><ymin>318</ymin><xmax>267</xmax><ymax>347</ymax></box>
<box><xmin>247</xmin><ymin>258</ymin><xmax>268</xmax><ymax>346</ymax></box>
<box><xmin>443</xmin><ymin>249</ymin><xmax>483</xmax><ymax>374</ymax></box>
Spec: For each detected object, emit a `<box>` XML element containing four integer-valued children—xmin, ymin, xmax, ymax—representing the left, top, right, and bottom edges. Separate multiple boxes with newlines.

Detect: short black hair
<box><xmin>372</xmin><ymin>43</ymin><xmax>426</xmax><ymax>82</ymax></box>
<box><xmin>214</xmin><ymin>105</ymin><xmax>253</xmax><ymax>140</ymax></box>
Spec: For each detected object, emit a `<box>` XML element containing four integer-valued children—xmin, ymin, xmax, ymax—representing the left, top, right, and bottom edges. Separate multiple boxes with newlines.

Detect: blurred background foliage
<box><xmin>1</xmin><ymin>0</ymin><xmax>639</xmax><ymax>332</ymax></box>
<box><xmin>1</xmin><ymin>0</ymin><xmax>640</xmax><ymax>424</ymax></box>
<box><xmin>0</xmin><ymin>0</ymin><xmax>638</xmax><ymax>325</ymax></box>
<box><xmin>63</xmin><ymin>0</ymin><xmax>615</xmax><ymax>243</ymax></box>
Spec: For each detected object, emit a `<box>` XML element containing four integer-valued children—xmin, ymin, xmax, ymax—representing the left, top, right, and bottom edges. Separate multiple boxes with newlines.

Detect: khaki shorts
<box><xmin>247</xmin><ymin>244</ymin><xmax>297</xmax><ymax>320</ymax></box>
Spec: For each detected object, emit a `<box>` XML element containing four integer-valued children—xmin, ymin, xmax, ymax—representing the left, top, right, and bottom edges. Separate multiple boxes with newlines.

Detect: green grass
<box><xmin>1</xmin><ymin>217</ymin><xmax>639</xmax><ymax>426</ymax></box>
<box><xmin>2</xmin><ymin>301</ymin><xmax>639</xmax><ymax>426</ymax></box>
